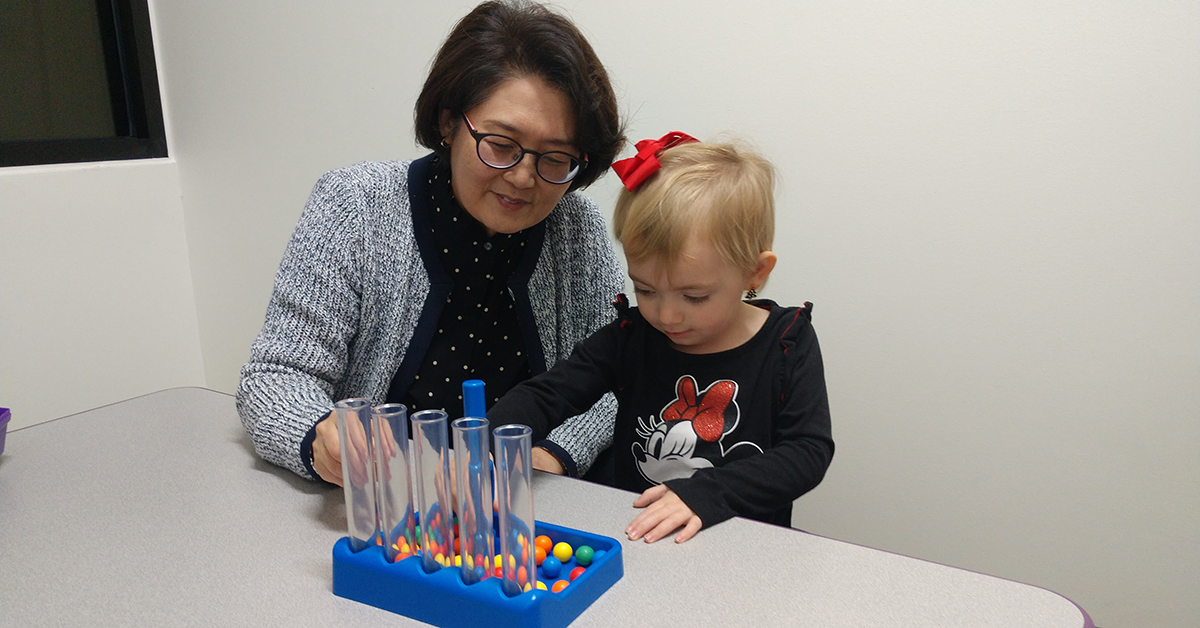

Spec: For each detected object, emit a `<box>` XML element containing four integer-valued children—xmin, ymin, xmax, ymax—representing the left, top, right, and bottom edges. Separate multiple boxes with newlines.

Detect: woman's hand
<box><xmin>312</xmin><ymin>412</ymin><xmax>344</xmax><ymax>486</ymax></box>
<box><xmin>626</xmin><ymin>485</ymin><xmax>702</xmax><ymax>544</ymax></box>
<box><xmin>531</xmin><ymin>446</ymin><xmax>566</xmax><ymax>475</ymax></box>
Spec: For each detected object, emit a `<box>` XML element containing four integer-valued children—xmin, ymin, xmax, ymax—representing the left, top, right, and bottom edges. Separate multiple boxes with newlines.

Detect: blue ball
<box><xmin>541</xmin><ymin>556</ymin><xmax>562</xmax><ymax>579</ymax></box>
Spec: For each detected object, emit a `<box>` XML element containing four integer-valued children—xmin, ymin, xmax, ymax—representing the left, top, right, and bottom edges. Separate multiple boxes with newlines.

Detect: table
<box><xmin>0</xmin><ymin>388</ymin><xmax>1092</xmax><ymax>627</ymax></box>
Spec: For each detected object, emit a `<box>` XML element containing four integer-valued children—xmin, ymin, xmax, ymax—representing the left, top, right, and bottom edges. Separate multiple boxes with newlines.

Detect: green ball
<box><xmin>574</xmin><ymin>545</ymin><xmax>595</xmax><ymax>567</ymax></box>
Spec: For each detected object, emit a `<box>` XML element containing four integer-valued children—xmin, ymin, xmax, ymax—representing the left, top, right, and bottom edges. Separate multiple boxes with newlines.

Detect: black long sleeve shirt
<box><xmin>488</xmin><ymin>297</ymin><xmax>834</xmax><ymax>528</ymax></box>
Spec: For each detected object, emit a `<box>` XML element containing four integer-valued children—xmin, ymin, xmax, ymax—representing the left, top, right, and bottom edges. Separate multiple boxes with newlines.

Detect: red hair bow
<box><xmin>610</xmin><ymin>131</ymin><xmax>699</xmax><ymax>191</ymax></box>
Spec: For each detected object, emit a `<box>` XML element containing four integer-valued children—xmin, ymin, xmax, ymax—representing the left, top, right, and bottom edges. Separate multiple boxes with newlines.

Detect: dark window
<box><xmin>0</xmin><ymin>0</ymin><xmax>167</xmax><ymax>167</ymax></box>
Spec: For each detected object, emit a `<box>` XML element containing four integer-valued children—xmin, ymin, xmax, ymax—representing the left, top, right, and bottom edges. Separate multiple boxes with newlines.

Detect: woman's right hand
<box><xmin>312</xmin><ymin>412</ymin><xmax>344</xmax><ymax>486</ymax></box>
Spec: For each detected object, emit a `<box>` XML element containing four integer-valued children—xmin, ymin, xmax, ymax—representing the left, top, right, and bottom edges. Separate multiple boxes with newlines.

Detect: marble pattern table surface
<box><xmin>0</xmin><ymin>387</ymin><xmax>1090</xmax><ymax>627</ymax></box>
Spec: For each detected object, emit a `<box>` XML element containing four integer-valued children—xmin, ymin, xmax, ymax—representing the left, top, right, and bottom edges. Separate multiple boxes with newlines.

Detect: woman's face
<box><xmin>443</xmin><ymin>76</ymin><xmax>578</xmax><ymax>236</ymax></box>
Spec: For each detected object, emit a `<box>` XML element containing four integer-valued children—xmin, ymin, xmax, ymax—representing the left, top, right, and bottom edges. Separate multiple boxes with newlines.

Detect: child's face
<box><xmin>627</xmin><ymin>232</ymin><xmax>765</xmax><ymax>355</ymax></box>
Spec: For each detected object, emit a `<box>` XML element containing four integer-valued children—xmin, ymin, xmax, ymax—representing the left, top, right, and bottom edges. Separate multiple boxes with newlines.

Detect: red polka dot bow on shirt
<box><xmin>610</xmin><ymin>131</ymin><xmax>699</xmax><ymax>191</ymax></box>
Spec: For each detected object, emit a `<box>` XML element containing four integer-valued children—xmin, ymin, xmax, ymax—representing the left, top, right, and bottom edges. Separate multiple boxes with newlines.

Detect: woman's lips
<box><xmin>495</xmin><ymin>192</ymin><xmax>529</xmax><ymax>210</ymax></box>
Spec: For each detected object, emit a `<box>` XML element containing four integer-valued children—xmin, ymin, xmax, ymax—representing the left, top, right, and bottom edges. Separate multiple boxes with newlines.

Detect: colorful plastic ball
<box><xmin>574</xmin><ymin>545</ymin><xmax>595</xmax><ymax>566</ymax></box>
<box><xmin>475</xmin><ymin>565</ymin><xmax>487</xmax><ymax>580</ymax></box>
<box><xmin>494</xmin><ymin>555</ymin><xmax>503</xmax><ymax>569</ymax></box>
<box><xmin>551</xmin><ymin>580</ymin><xmax>569</xmax><ymax>593</ymax></box>
<box><xmin>540</xmin><ymin>556</ymin><xmax>562</xmax><ymax>579</ymax></box>
<box><xmin>570</xmin><ymin>566</ymin><xmax>586</xmax><ymax>581</ymax></box>
<box><xmin>536</xmin><ymin>581</ymin><xmax>548</xmax><ymax>590</ymax></box>
<box><xmin>494</xmin><ymin>566</ymin><xmax>504</xmax><ymax>579</ymax></box>
<box><xmin>593</xmin><ymin>549</ymin><xmax>606</xmax><ymax>562</ymax></box>
<box><xmin>517</xmin><ymin>565</ymin><xmax>529</xmax><ymax>587</ymax></box>
<box><xmin>535</xmin><ymin>535</ymin><xmax>553</xmax><ymax>553</ymax></box>
<box><xmin>535</xmin><ymin>546</ymin><xmax>547</xmax><ymax>565</ymax></box>
<box><xmin>552</xmin><ymin>542</ymin><xmax>573</xmax><ymax>563</ymax></box>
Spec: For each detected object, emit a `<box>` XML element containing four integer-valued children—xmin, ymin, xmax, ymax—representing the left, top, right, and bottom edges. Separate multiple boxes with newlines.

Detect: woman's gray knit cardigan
<box><xmin>237</xmin><ymin>157</ymin><xmax>622</xmax><ymax>481</ymax></box>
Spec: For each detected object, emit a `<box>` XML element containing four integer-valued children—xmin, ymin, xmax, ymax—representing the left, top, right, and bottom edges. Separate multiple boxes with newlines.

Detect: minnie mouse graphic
<box><xmin>633</xmin><ymin>375</ymin><xmax>763</xmax><ymax>485</ymax></box>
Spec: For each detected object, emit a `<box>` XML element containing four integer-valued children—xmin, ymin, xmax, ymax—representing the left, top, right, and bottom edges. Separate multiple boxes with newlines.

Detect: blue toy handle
<box><xmin>463</xmin><ymin>379</ymin><xmax>486</xmax><ymax>418</ymax></box>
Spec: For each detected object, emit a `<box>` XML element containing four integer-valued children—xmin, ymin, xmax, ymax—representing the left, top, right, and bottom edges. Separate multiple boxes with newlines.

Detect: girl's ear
<box><xmin>748</xmin><ymin>250</ymin><xmax>777</xmax><ymax>290</ymax></box>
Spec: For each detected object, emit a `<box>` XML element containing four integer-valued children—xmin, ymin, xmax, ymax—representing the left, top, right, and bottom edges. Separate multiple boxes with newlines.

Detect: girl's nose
<box><xmin>659</xmin><ymin>301</ymin><xmax>684</xmax><ymax>326</ymax></box>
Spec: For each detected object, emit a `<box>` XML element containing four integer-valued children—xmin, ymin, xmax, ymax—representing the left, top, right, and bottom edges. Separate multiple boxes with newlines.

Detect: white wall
<box><xmin>0</xmin><ymin>159</ymin><xmax>205</xmax><ymax>429</ymax></box>
<box><xmin>151</xmin><ymin>2</ymin><xmax>1198</xmax><ymax>627</ymax></box>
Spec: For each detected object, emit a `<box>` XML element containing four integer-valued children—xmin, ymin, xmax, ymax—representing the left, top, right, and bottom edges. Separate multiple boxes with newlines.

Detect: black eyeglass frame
<box><xmin>460</xmin><ymin>113</ymin><xmax>587</xmax><ymax>185</ymax></box>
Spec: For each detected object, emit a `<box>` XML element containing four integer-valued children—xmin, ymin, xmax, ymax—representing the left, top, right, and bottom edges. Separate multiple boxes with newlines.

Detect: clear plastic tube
<box><xmin>493</xmin><ymin>424</ymin><xmax>536</xmax><ymax>596</ymax></box>
<box><xmin>453</xmin><ymin>417</ymin><xmax>493</xmax><ymax>585</ymax></box>
<box><xmin>334</xmin><ymin>398</ymin><xmax>377</xmax><ymax>552</ymax></box>
<box><xmin>411</xmin><ymin>409</ymin><xmax>455</xmax><ymax>573</ymax></box>
<box><xmin>372</xmin><ymin>403</ymin><xmax>415</xmax><ymax>563</ymax></box>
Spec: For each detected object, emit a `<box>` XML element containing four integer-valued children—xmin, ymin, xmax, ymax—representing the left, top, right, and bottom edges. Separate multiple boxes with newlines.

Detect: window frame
<box><xmin>0</xmin><ymin>0</ymin><xmax>167</xmax><ymax>167</ymax></box>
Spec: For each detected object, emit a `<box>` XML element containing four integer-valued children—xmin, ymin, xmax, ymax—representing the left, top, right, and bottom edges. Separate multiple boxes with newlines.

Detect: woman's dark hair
<box><xmin>415</xmin><ymin>1</ymin><xmax>624</xmax><ymax>191</ymax></box>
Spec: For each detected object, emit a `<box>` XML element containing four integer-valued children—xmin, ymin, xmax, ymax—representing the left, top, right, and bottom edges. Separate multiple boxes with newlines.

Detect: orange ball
<box><xmin>551</xmin><ymin>580</ymin><xmax>569</xmax><ymax>593</ymax></box>
<box><xmin>535</xmin><ymin>546</ymin><xmax>547</xmax><ymax>565</ymax></box>
<box><xmin>535</xmin><ymin>535</ymin><xmax>553</xmax><ymax>553</ymax></box>
<box><xmin>517</xmin><ymin>565</ymin><xmax>528</xmax><ymax>588</ymax></box>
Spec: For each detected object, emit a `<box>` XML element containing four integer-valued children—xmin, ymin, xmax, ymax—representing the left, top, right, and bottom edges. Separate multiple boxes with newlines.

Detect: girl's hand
<box><xmin>626</xmin><ymin>485</ymin><xmax>702</xmax><ymax>544</ymax></box>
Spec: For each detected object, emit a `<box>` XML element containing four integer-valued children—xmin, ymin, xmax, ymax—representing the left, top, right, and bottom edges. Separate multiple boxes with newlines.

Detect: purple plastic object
<box><xmin>0</xmin><ymin>407</ymin><xmax>10</xmax><ymax>455</ymax></box>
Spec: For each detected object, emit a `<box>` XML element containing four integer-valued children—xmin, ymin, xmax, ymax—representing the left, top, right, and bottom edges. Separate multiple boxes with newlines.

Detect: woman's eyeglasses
<box><xmin>461</xmin><ymin>113</ymin><xmax>586</xmax><ymax>185</ymax></box>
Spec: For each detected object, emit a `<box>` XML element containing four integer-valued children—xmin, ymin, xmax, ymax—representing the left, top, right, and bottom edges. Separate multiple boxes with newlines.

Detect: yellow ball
<box><xmin>536</xmin><ymin>581</ymin><xmax>548</xmax><ymax>590</ymax></box>
<box><xmin>552</xmin><ymin>542</ymin><xmax>573</xmax><ymax>563</ymax></box>
<box><xmin>454</xmin><ymin>555</ymin><xmax>462</xmax><ymax>567</ymax></box>
<box><xmin>494</xmin><ymin>554</ymin><xmax>503</xmax><ymax>569</ymax></box>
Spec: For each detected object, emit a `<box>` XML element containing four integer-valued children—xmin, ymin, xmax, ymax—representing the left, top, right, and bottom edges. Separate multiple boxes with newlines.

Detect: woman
<box><xmin>237</xmin><ymin>0</ymin><xmax>625</xmax><ymax>485</ymax></box>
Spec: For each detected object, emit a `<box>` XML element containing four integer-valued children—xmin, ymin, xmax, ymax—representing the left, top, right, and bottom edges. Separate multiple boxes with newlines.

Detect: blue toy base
<box><xmin>332</xmin><ymin>520</ymin><xmax>623</xmax><ymax>628</ymax></box>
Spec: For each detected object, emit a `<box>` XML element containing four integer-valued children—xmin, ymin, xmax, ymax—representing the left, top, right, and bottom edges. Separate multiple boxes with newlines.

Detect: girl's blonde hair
<box><xmin>613</xmin><ymin>140</ymin><xmax>775</xmax><ymax>275</ymax></box>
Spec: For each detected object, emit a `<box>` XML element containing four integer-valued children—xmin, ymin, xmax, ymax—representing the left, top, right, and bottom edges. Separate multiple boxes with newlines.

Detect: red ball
<box><xmin>569</xmin><ymin>566</ymin><xmax>586</xmax><ymax>581</ymax></box>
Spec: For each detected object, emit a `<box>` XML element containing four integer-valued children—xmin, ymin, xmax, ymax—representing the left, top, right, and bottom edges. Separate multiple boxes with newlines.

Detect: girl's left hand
<box><xmin>626</xmin><ymin>485</ymin><xmax>703</xmax><ymax>544</ymax></box>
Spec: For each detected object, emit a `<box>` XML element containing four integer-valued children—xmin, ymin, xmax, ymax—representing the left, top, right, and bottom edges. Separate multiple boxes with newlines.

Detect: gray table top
<box><xmin>0</xmin><ymin>388</ymin><xmax>1090</xmax><ymax>627</ymax></box>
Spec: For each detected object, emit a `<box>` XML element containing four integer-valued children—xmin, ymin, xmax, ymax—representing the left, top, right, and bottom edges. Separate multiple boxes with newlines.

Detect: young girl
<box><xmin>487</xmin><ymin>133</ymin><xmax>833</xmax><ymax>543</ymax></box>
